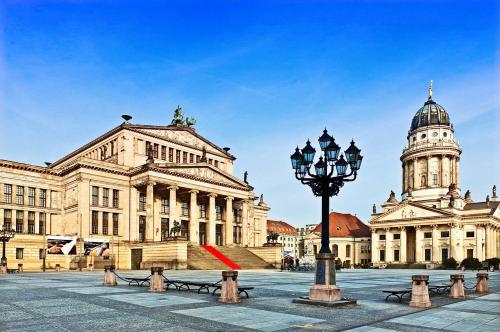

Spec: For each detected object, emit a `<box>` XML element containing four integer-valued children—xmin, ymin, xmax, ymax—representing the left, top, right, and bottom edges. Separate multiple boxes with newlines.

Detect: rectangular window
<box><xmin>113</xmin><ymin>213</ymin><xmax>119</xmax><ymax>235</ymax></box>
<box><xmin>4</xmin><ymin>184</ymin><xmax>12</xmax><ymax>204</ymax></box>
<box><xmin>379</xmin><ymin>234</ymin><xmax>386</xmax><ymax>240</ymax></box>
<box><xmin>161</xmin><ymin>218</ymin><xmax>169</xmax><ymax>241</ymax></box>
<box><xmin>393</xmin><ymin>233</ymin><xmax>401</xmax><ymax>240</ymax></box>
<box><xmin>425</xmin><ymin>248</ymin><xmax>432</xmax><ymax>261</ymax></box>
<box><xmin>424</xmin><ymin>232</ymin><xmax>432</xmax><ymax>239</ymax></box>
<box><xmin>199</xmin><ymin>204</ymin><xmax>206</xmax><ymax>219</ymax></box>
<box><xmin>215</xmin><ymin>206</ymin><xmax>222</xmax><ymax>220</ymax></box>
<box><xmin>441</xmin><ymin>248</ymin><xmax>449</xmax><ymax>261</ymax></box>
<box><xmin>16</xmin><ymin>186</ymin><xmax>24</xmax><ymax>205</ymax></box>
<box><xmin>161</xmin><ymin>146</ymin><xmax>167</xmax><ymax>160</ymax></box>
<box><xmin>183</xmin><ymin>151</ymin><xmax>188</xmax><ymax>163</ymax></box>
<box><xmin>346</xmin><ymin>245</ymin><xmax>351</xmax><ymax>258</ymax></box>
<box><xmin>28</xmin><ymin>211</ymin><xmax>35</xmax><ymax>234</ymax></box>
<box><xmin>169</xmin><ymin>148</ymin><xmax>174</xmax><ymax>162</ymax></box>
<box><xmin>181</xmin><ymin>202</ymin><xmax>189</xmax><ymax>217</ymax></box>
<box><xmin>92</xmin><ymin>186</ymin><xmax>99</xmax><ymax>206</ymax></box>
<box><xmin>16</xmin><ymin>248</ymin><xmax>23</xmax><ymax>259</ymax></box>
<box><xmin>176</xmin><ymin>150</ymin><xmax>181</xmax><ymax>163</ymax></box>
<box><xmin>112</xmin><ymin>189</ymin><xmax>119</xmax><ymax>208</ymax></box>
<box><xmin>196</xmin><ymin>155</ymin><xmax>201</xmax><ymax>163</ymax></box>
<box><xmin>234</xmin><ymin>209</ymin><xmax>241</xmax><ymax>223</ymax></box>
<box><xmin>440</xmin><ymin>231</ymin><xmax>450</xmax><ymax>238</ymax></box>
<box><xmin>91</xmin><ymin>211</ymin><xmax>98</xmax><ymax>234</ymax></box>
<box><xmin>28</xmin><ymin>187</ymin><xmax>36</xmax><ymax>206</ymax></box>
<box><xmin>3</xmin><ymin>209</ymin><xmax>12</xmax><ymax>229</ymax></box>
<box><xmin>394</xmin><ymin>249</ymin><xmax>400</xmax><ymax>262</ymax></box>
<box><xmin>139</xmin><ymin>193</ymin><xmax>146</xmax><ymax>211</ymax></box>
<box><xmin>153</xmin><ymin>143</ymin><xmax>159</xmax><ymax>158</ymax></box>
<box><xmin>161</xmin><ymin>197</ymin><xmax>169</xmax><ymax>214</ymax></box>
<box><xmin>379</xmin><ymin>249</ymin><xmax>385</xmax><ymax>262</ymax></box>
<box><xmin>432</xmin><ymin>173</ymin><xmax>438</xmax><ymax>185</ymax></box>
<box><xmin>214</xmin><ymin>160</ymin><xmax>219</xmax><ymax>168</ymax></box>
<box><xmin>39</xmin><ymin>213</ymin><xmax>46</xmax><ymax>235</ymax></box>
<box><xmin>467</xmin><ymin>248</ymin><xmax>474</xmax><ymax>258</ymax></box>
<box><xmin>16</xmin><ymin>211</ymin><xmax>24</xmax><ymax>233</ymax></box>
<box><xmin>466</xmin><ymin>231</ymin><xmax>475</xmax><ymax>238</ymax></box>
<box><xmin>102</xmin><ymin>188</ymin><xmax>109</xmax><ymax>207</ymax></box>
<box><xmin>145</xmin><ymin>141</ymin><xmax>151</xmax><ymax>155</ymax></box>
<box><xmin>139</xmin><ymin>216</ymin><xmax>146</xmax><ymax>242</ymax></box>
<box><xmin>208</xmin><ymin>159</ymin><xmax>213</xmax><ymax>165</ymax></box>
<box><xmin>189</xmin><ymin>154</ymin><xmax>194</xmax><ymax>163</ymax></box>
<box><xmin>39</xmin><ymin>189</ymin><xmax>47</xmax><ymax>207</ymax></box>
<box><xmin>102</xmin><ymin>212</ymin><xmax>109</xmax><ymax>235</ymax></box>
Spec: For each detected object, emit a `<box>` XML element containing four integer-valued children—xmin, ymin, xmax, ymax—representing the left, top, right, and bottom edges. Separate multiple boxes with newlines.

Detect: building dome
<box><xmin>410</xmin><ymin>98</ymin><xmax>451</xmax><ymax>131</ymax></box>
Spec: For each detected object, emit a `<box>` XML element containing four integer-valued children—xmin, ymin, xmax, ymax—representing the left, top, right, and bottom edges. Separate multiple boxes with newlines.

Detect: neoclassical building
<box><xmin>369</xmin><ymin>85</ymin><xmax>499</xmax><ymax>266</ymax></box>
<box><xmin>0</xmin><ymin>110</ymin><xmax>270</xmax><ymax>270</ymax></box>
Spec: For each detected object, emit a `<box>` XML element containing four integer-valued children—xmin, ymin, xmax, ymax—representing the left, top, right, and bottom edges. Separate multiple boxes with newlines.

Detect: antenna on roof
<box><xmin>121</xmin><ymin>115</ymin><xmax>132</xmax><ymax>124</ymax></box>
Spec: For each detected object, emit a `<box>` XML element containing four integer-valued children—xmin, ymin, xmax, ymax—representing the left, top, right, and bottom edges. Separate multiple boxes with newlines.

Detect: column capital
<box><xmin>168</xmin><ymin>185</ymin><xmax>179</xmax><ymax>191</ymax></box>
<box><xmin>399</xmin><ymin>226</ymin><xmax>406</xmax><ymax>231</ymax></box>
<box><xmin>371</xmin><ymin>228</ymin><xmax>378</xmax><ymax>233</ymax></box>
<box><xmin>432</xmin><ymin>224</ymin><xmax>439</xmax><ymax>230</ymax></box>
<box><xmin>146</xmin><ymin>181</ymin><xmax>156</xmax><ymax>186</ymax></box>
<box><xmin>207</xmin><ymin>193</ymin><xmax>218</xmax><ymax>198</ymax></box>
<box><xmin>224</xmin><ymin>196</ymin><xmax>234</xmax><ymax>201</ymax></box>
<box><xmin>189</xmin><ymin>189</ymin><xmax>199</xmax><ymax>195</ymax></box>
<box><xmin>384</xmin><ymin>227</ymin><xmax>391</xmax><ymax>232</ymax></box>
<box><xmin>415</xmin><ymin>225</ymin><xmax>422</xmax><ymax>231</ymax></box>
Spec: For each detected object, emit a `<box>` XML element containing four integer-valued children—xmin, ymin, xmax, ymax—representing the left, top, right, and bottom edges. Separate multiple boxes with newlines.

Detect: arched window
<box><xmin>346</xmin><ymin>244</ymin><xmax>351</xmax><ymax>258</ymax></box>
<box><xmin>332</xmin><ymin>244</ymin><xmax>339</xmax><ymax>257</ymax></box>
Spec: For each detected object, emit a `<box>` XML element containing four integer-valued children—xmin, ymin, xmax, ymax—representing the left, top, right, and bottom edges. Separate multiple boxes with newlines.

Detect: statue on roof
<box><xmin>386</xmin><ymin>190</ymin><xmax>398</xmax><ymax>203</ymax></box>
<box><xmin>493</xmin><ymin>185</ymin><xmax>497</xmax><ymax>199</ymax></box>
<box><xmin>244</xmin><ymin>171</ymin><xmax>248</xmax><ymax>184</ymax></box>
<box><xmin>464</xmin><ymin>190</ymin><xmax>473</xmax><ymax>203</ymax></box>
<box><xmin>171</xmin><ymin>105</ymin><xmax>196</xmax><ymax>127</ymax></box>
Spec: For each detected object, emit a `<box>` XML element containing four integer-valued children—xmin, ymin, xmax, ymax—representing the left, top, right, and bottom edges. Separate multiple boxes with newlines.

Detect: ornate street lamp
<box><xmin>290</xmin><ymin>129</ymin><xmax>362</xmax><ymax>303</ymax></box>
<box><xmin>0</xmin><ymin>225</ymin><xmax>16</xmax><ymax>271</ymax></box>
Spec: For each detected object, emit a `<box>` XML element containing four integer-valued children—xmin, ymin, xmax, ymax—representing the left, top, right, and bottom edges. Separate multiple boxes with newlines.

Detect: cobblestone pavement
<box><xmin>0</xmin><ymin>269</ymin><xmax>498</xmax><ymax>331</ymax></box>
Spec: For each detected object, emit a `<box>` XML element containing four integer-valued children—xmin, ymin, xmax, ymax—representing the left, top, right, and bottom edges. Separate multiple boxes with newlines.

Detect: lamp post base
<box><xmin>308</xmin><ymin>253</ymin><xmax>341</xmax><ymax>302</ymax></box>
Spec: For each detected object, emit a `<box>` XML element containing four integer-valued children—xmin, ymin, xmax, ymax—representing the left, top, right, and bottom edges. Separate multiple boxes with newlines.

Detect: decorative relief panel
<box><xmin>170</xmin><ymin>167</ymin><xmax>243</xmax><ymax>188</ymax></box>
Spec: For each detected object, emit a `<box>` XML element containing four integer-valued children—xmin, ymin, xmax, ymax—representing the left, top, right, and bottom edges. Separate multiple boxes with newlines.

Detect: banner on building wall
<box><xmin>84</xmin><ymin>239</ymin><xmax>110</xmax><ymax>257</ymax></box>
<box><xmin>47</xmin><ymin>236</ymin><xmax>77</xmax><ymax>255</ymax></box>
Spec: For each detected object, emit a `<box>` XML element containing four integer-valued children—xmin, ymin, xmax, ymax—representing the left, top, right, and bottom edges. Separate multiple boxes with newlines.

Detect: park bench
<box><xmin>125</xmin><ymin>276</ymin><xmax>151</xmax><ymax>287</ymax></box>
<box><xmin>429</xmin><ymin>284</ymin><xmax>450</xmax><ymax>295</ymax></box>
<box><xmin>6</xmin><ymin>268</ymin><xmax>19</xmax><ymax>274</ymax></box>
<box><xmin>165</xmin><ymin>279</ymin><xmax>221</xmax><ymax>293</ymax></box>
<box><xmin>382</xmin><ymin>289</ymin><xmax>411</xmax><ymax>302</ymax></box>
<box><xmin>211</xmin><ymin>285</ymin><xmax>254</xmax><ymax>298</ymax></box>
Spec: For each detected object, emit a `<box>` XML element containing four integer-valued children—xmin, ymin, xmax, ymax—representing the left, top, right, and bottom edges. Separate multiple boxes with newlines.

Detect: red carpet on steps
<box><xmin>201</xmin><ymin>245</ymin><xmax>241</xmax><ymax>270</ymax></box>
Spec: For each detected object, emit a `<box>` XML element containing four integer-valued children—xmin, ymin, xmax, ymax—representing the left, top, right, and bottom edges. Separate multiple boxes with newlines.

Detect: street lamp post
<box><xmin>0</xmin><ymin>225</ymin><xmax>16</xmax><ymax>273</ymax></box>
<box><xmin>291</xmin><ymin>129</ymin><xmax>362</xmax><ymax>302</ymax></box>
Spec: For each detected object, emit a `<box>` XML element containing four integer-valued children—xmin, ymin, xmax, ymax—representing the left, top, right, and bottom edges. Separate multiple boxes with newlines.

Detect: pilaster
<box><xmin>415</xmin><ymin>226</ymin><xmax>423</xmax><ymax>262</ymax></box>
<box><xmin>146</xmin><ymin>181</ymin><xmax>155</xmax><ymax>241</ymax></box>
<box><xmin>207</xmin><ymin>193</ymin><xmax>217</xmax><ymax>245</ymax></box>
<box><xmin>189</xmin><ymin>190</ymin><xmax>199</xmax><ymax>243</ymax></box>
<box><xmin>400</xmin><ymin>226</ymin><xmax>407</xmax><ymax>263</ymax></box>
<box><xmin>241</xmin><ymin>200</ymin><xmax>249</xmax><ymax>247</ymax></box>
<box><xmin>432</xmin><ymin>225</ymin><xmax>439</xmax><ymax>262</ymax></box>
<box><xmin>225</xmin><ymin>196</ymin><xmax>234</xmax><ymax>246</ymax></box>
<box><xmin>449</xmin><ymin>224</ymin><xmax>457</xmax><ymax>260</ymax></box>
<box><xmin>385</xmin><ymin>228</ymin><xmax>393</xmax><ymax>262</ymax></box>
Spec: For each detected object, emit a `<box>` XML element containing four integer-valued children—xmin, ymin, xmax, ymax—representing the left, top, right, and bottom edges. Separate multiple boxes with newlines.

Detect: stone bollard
<box><xmin>149</xmin><ymin>267</ymin><xmax>166</xmax><ymax>292</ymax></box>
<box><xmin>0</xmin><ymin>265</ymin><xmax>6</xmax><ymax>274</ymax></box>
<box><xmin>88</xmin><ymin>264</ymin><xmax>94</xmax><ymax>272</ymax></box>
<box><xmin>449</xmin><ymin>274</ymin><xmax>465</xmax><ymax>299</ymax></box>
<box><xmin>18</xmin><ymin>264</ymin><xmax>23</xmax><ymax>272</ymax></box>
<box><xmin>476</xmin><ymin>273</ymin><xmax>489</xmax><ymax>293</ymax></box>
<box><xmin>219</xmin><ymin>270</ymin><xmax>240</xmax><ymax>304</ymax></box>
<box><xmin>55</xmin><ymin>264</ymin><xmax>61</xmax><ymax>272</ymax></box>
<box><xmin>103</xmin><ymin>265</ymin><xmax>117</xmax><ymax>286</ymax></box>
<box><xmin>409</xmin><ymin>275</ymin><xmax>431</xmax><ymax>308</ymax></box>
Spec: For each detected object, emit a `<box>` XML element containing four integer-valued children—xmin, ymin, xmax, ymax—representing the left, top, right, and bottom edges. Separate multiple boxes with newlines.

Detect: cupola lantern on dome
<box><xmin>410</xmin><ymin>81</ymin><xmax>451</xmax><ymax>132</ymax></box>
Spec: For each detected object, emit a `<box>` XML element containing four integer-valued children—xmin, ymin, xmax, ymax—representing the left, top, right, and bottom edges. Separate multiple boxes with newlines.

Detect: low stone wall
<box><xmin>248</xmin><ymin>246</ymin><xmax>282</xmax><ymax>268</ymax></box>
<box><xmin>140</xmin><ymin>240</ymin><xmax>188</xmax><ymax>270</ymax></box>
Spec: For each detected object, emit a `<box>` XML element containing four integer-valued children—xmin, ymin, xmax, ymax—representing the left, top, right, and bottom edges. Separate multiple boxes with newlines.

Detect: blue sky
<box><xmin>1</xmin><ymin>0</ymin><xmax>498</xmax><ymax>226</ymax></box>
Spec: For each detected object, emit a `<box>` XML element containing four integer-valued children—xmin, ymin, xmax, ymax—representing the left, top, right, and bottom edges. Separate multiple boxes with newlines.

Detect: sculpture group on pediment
<box><xmin>171</xmin><ymin>106</ymin><xmax>196</xmax><ymax>128</ymax></box>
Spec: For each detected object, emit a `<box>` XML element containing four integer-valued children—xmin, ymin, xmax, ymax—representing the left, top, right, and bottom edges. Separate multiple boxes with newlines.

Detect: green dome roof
<box><xmin>410</xmin><ymin>98</ymin><xmax>451</xmax><ymax>131</ymax></box>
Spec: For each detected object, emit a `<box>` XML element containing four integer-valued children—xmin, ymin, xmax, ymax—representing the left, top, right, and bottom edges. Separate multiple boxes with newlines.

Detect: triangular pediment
<box><xmin>371</xmin><ymin>202</ymin><xmax>453</xmax><ymax>223</ymax></box>
<box><xmin>145</xmin><ymin>163</ymin><xmax>250</xmax><ymax>191</ymax></box>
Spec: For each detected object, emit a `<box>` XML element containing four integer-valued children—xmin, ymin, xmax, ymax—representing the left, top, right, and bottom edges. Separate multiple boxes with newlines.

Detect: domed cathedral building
<box><xmin>0</xmin><ymin>108</ymin><xmax>271</xmax><ymax>271</ymax></box>
<box><xmin>369</xmin><ymin>83</ymin><xmax>499</xmax><ymax>266</ymax></box>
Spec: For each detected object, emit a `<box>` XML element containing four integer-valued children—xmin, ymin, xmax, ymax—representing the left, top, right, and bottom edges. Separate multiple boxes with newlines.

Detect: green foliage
<box><xmin>484</xmin><ymin>258</ymin><xmax>499</xmax><ymax>269</ymax></box>
<box><xmin>442</xmin><ymin>257</ymin><xmax>458</xmax><ymax>269</ymax></box>
<box><xmin>460</xmin><ymin>257</ymin><xmax>481</xmax><ymax>270</ymax></box>
<box><xmin>335</xmin><ymin>258</ymin><xmax>342</xmax><ymax>270</ymax></box>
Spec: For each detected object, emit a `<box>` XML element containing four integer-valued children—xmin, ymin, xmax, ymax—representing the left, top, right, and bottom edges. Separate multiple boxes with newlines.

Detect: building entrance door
<box><xmin>199</xmin><ymin>223</ymin><xmax>207</xmax><ymax>245</ymax></box>
<box><xmin>406</xmin><ymin>227</ymin><xmax>416</xmax><ymax>263</ymax></box>
<box><xmin>131</xmin><ymin>249</ymin><xmax>142</xmax><ymax>270</ymax></box>
<box><xmin>215</xmin><ymin>224</ymin><xmax>223</xmax><ymax>246</ymax></box>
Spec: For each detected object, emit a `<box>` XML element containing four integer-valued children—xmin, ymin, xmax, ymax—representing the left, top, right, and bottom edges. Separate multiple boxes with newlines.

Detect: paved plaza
<box><xmin>0</xmin><ymin>269</ymin><xmax>498</xmax><ymax>331</ymax></box>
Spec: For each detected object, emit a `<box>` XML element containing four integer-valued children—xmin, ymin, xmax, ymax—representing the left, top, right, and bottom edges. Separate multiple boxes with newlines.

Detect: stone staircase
<box><xmin>187</xmin><ymin>245</ymin><xmax>274</xmax><ymax>270</ymax></box>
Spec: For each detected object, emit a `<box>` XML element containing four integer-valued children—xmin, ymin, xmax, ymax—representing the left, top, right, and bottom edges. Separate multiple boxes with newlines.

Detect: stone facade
<box><xmin>369</xmin><ymin>86</ymin><xmax>499</xmax><ymax>266</ymax></box>
<box><xmin>0</xmin><ymin>115</ymin><xmax>270</xmax><ymax>270</ymax></box>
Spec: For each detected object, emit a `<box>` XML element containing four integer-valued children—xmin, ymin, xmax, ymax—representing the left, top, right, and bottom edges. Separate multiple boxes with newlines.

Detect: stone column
<box><xmin>371</xmin><ymin>229</ymin><xmax>378</xmax><ymax>263</ymax></box>
<box><xmin>168</xmin><ymin>186</ymin><xmax>178</xmax><ymax>225</ymax></box>
<box><xmin>400</xmin><ymin>227</ymin><xmax>407</xmax><ymax>263</ymax></box>
<box><xmin>146</xmin><ymin>181</ymin><xmax>155</xmax><ymax>241</ymax></box>
<box><xmin>427</xmin><ymin>156</ymin><xmax>432</xmax><ymax>187</ymax></box>
<box><xmin>129</xmin><ymin>187</ymin><xmax>138</xmax><ymax>241</ymax></box>
<box><xmin>189</xmin><ymin>190</ymin><xmax>199</xmax><ymax>243</ymax></box>
<box><xmin>456</xmin><ymin>158</ymin><xmax>460</xmax><ymax>188</ymax></box>
<box><xmin>241</xmin><ymin>200</ymin><xmax>249</xmax><ymax>247</ymax></box>
<box><xmin>402</xmin><ymin>162</ymin><xmax>406</xmax><ymax>193</ymax></box>
<box><xmin>450</xmin><ymin>224</ymin><xmax>457</xmax><ymax>260</ymax></box>
<box><xmin>225</xmin><ymin>197</ymin><xmax>234</xmax><ymax>246</ymax></box>
<box><xmin>449</xmin><ymin>274</ymin><xmax>465</xmax><ymax>299</ymax></box>
<box><xmin>409</xmin><ymin>275</ymin><xmax>431</xmax><ymax>308</ymax></box>
<box><xmin>385</xmin><ymin>228</ymin><xmax>393</xmax><ymax>262</ymax></box>
<box><xmin>476</xmin><ymin>225</ymin><xmax>483</xmax><ymax>261</ymax></box>
<box><xmin>485</xmin><ymin>226</ymin><xmax>492</xmax><ymax>259</ymax></box>
<box><xmin>413</xmin><ymin>158</ymin><xmax>419</xmax><ymax>189</ymax></box>
<box><xmin>415</xmin><ymin>226</ymin><xmax>423</xmax><ymax>262</ymax></box>
<box><xmin>432</xmin><ymin>225</ymin><xmax>440</xmax><ymax>262</ymax></box>
<box><xmin>207</xmin><ymin>193</ymin><xmax>217</xmax><ymax>245</ymax></box>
